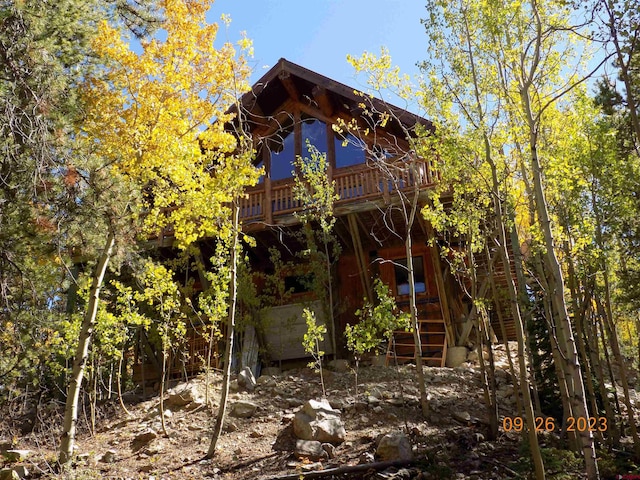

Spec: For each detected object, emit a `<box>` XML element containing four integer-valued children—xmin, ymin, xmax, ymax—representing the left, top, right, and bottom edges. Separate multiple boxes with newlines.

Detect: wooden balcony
<box><xmin>151</xmin><ymin>159</ymin><xmax>439</xmax><ymax>245</ymax></box>
<box><xmin>240</xmin><ymin>159</ymin><xmax>439</xmax><ymax>228</ymax></box>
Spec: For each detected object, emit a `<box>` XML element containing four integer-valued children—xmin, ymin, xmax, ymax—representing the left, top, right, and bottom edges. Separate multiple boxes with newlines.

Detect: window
<box><xmin>335</xmin><ymin>132</ymin><xmax>365</xmax><ymax>168</ymax></box>
<box><xmin>301</xmin><ymin>117</ymin><xmax>328</xmax><ymax>154</ymax></box>
<box><xmin>269</xmin><ymin>123</ymin><xmax>295</xmax><ymax>181</ymax></box>
<box><xmin>394</xmin><ymin>256</ymin><xmax>426</xmax><ymax>295</ymax></box>
<box><xmin>284</xmin><ymin>273</ymin><xmax>314</xmax><ymax>295</ymax></box>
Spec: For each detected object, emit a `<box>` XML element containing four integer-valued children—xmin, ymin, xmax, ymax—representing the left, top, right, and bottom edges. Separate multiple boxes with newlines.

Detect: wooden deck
<box><xmin>239</xmin><ymin>159</ymin><xmax>439</xmax><ymax>228</ymax></box>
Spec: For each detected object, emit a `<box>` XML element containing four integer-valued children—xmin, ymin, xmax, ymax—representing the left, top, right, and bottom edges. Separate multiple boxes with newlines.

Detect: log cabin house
<box><xmin>138</xmin><ymin>58</ymin><xmax>517</xmax><ymax>382</ymax></box>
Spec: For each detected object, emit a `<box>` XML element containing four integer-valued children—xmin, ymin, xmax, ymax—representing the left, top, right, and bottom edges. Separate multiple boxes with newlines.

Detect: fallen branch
<box><xmin>263</xmin><ymin>459</ymin><xmax>414</xmax><ymax>480</ymax></box>
<box><xmin>221</xmin><ymin>452</ymin><xmax>280</xmax><ymax>472</ymax></box>
<box><xmin>481</xmin><ymin>457</ymin><xmax>518</xmax><ymax>476</ymax></box>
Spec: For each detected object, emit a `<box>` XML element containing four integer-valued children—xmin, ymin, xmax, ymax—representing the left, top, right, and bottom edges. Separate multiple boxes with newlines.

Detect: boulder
<box><xmin>166</xmin><ymin>383</ymin><xmax>203</xmax><ymax>408</ymax></box>
<box><xmin>238</xmin><ymin>366</ymin><xmax>256</xmax><ymax>392</ymax></box>
<box><xmin>131</xmin><ymin>429</ymin><xmax>157</xmax><ymax>450</ymax></box>
<box><xmin>453</xmin><ymin>411</ymin><xmax>471</xmax><ymax>423</ymax></box>
<box><xmin>293</xmin><ymin>399</ymin><xmax>345</xmax><ymax>444</ymax></box>
<box><xmin>294</xmin><ymin>440</ymin><xmax>325</xmax><ymax>461</ymax></box>
<box><xmin>256</xmin><ymin>375</ymin><xmax>277</xmax><ymax>388</ymax></box>
<box><xmin>376</xmin><ymin>432</ymin><xmax>413</xmax><ymax>461</ymax></box>
<box><xmin>231</xmin><ymin>401</ymin><xmax>258</xmax><ymax>418</ymax></box>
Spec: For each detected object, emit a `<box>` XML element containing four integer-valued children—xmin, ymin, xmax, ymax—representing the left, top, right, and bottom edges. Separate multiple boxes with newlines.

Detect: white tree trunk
<box><xmin>206</xmin><ymin>202</ymin><xmax>239</xmax><ymax>458</ymax></box>
<box><xmin>59</xmin><ymin>231</ymin><xmax>115</xmax><ymax>464</ymax></box>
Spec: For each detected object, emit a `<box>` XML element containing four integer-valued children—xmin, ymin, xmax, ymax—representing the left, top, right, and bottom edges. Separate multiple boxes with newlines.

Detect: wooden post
<box><xmin>426</xmin><ymin>224</ymin><xmax>454</xmax><ymax>347</ymax></box>
<box><xmin>347</xmin><ymin>213</ymin><xmax>372</xmax><ymax>301</ymax></box>
<box><xmin>264</xmin><ymin>146</ymin><xmax>273</xmax><ymax>225</ymax></box>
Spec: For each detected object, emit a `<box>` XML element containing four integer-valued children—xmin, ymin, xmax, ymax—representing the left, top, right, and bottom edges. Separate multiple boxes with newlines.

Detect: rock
<box><xmin>256</xmin><ymin>376</ymin><xmax>276</xmax><ymax>388</ymax></box>
<box><xmin>131</xmin><ymin>429</ymin><xmax>157</xmax><ymax>449</ymax></box>
<box><xmin>327</xmin><ymin>399</ymin><xmax>343</xmax><ymax>410</ymax></box>
<box><xmin>301</xmin><ymin>462</ymin><xmax>324</xmax><ymax>472</ymax></box>
<box><xmin>453</xmin><ymin>411</ymin><xmax>471</xmax><ymax>423</ymax></box>
<box><xmin>294</xmin><ymin>440</ymin><xmax>326</xmax><ymax>461</ymax></box>
<box><xmin>376</xmin><ymin>432</ymin><xmax>413</xmax><ymax>461</ymax></box>
<box><xmin>250</xmin><ymin>430</ymin><xmax>263</xmax><ymax>438</ymax></box>
<box><xmin>359</xmin><ymin>452</ymin><xmax>375</xmax><ymax>464</ymax></box>
<box><xmin>354</xmin><ymin>400</ymin><xmax>368</xmax><ymax>411</ymax></box>
<box><xmin>262</xmin><ymin>367</ymin><xmax>281</xmax><ymax>376</ymax></box>
<box><xmin>293</xmin><ymin>399</ymin><xmax>346</xmax><ymax>444</ymax></box>
<box><xmin>229</xmin><ymin>379</ymin><xmax>240</xmax><ymax>392</ymax></box>
<box><xmin>328</xmin><ymin>359</ymin><xmax>350</xmax><ymax>372</ymax></box>
<box><xmin>224</xmin><ymin>421</ymin><xmax>239</xmax><ymax>432</ymax></box>
<box><xmin>0</xmin><ymin>469</ymin><xmax>19</xmax><ymax>480</ymax></box>
<box><xmin>286</xmin><ymin>398</ymin><xmax>304</xmax><ymax>408</ymax></box>
<box><xmin>231</xmin><ymin>400</ymin><xmax>258</xmax><ymax>418</ymax></box>
<box><xmin>11</xmin><ymin>466</ymin><xmax>28</xmax><ymax>480</ymax></box>
<box><xmin>499</xmin><ymin>385</ymin><xmax>514</xmax><ymax>398</ymax></box>
<box><xmin>322</xmin><ymin>443</ymin><xmax>336</xmax><ymax>459</ymax></box>
<box><xmin>367</xmin><ymin>396</ymin><xmax>381</xmax><ymax>406</ymax></box>
<box><xmin>166</xmin><ymin>383</ymin><xmax>203</xmax><ymax>407</ymax></box>
<box><xmin>238</xmin><ymin>366</ymin><xmax>256</xmax><ymax>392</ymax></box>
<box><xmin>144</xmin><ymin>443</ymin><xmax>164</xmax><ymax>455</ymax></box>
<box><xmin>2</xmin><ymin>450</ymin><xmax>30</xmax><ymax>462</ymax></box>
<box><xmin>100</xmin><ymin>449</ymin><xmax>118</xmax><ymax>463</ymax></box>
<box><xmin>369</xmin><ymin>387</ymin><xmax>385</xmax><ymax>400</ymax></box>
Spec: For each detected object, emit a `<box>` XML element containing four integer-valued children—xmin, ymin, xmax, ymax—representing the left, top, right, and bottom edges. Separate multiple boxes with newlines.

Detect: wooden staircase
<box><xmin>386</xmin><ymin>297</ymin><xmax>448</xmax><ymax>367</ymax></box>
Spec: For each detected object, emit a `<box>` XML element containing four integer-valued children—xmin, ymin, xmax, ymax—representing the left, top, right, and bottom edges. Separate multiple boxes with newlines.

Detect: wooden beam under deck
<box><xmin>347</xmin><ymin>213</ymin><xmax>373</xmax><ymax>301</ymax></box>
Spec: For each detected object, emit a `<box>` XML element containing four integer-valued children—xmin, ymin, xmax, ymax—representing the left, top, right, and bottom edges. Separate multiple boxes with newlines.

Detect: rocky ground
<box><xmin>1</xmin><ymin>345</ymin><xmax>639</xmax><ymax>479</ymax></box>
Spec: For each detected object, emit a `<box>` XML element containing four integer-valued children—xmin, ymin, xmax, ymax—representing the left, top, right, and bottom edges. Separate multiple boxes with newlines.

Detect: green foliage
<box><xmin>597</xmin><ymin>449</ymin><xmax>640</xmax><ymax>479</ymax></box>
<box><xmin>512</xmin><ymin>445</ymin><xmax>583</xmax><ymax>479</ymax></box>
<box><xmin>345</xmin><ymin>279</ymin><xmax>410</xmax><ymax>358</ymax></box>
<box><xmin>0</xmin><ymin>0</ymin><xmax>162</xmax><ymax>408</ymax></box>
<box><xmin>293</xmin><ymin>141</ymin><xmax>339</xmax><ymax>234</ymax></box>
<box><xmin>293</xmin><ymin>141</ymin><xmax>342</xmax><ymax>354</ymax></box>
<box><xmin>303</xmin><ymin>308</ymin><xmax>327</xmax><ymax>366</ymax></box>
<box><xmin>302</xmin><ymin>308</ymin><xmax>327</xmax><ymax>397</ymax></box>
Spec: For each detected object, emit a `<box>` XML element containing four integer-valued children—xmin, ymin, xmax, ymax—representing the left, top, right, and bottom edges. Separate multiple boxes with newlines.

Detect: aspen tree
<box><xmin>59</xmin><ymin>0</ymin><xmax>257</xmax><ymax>463</ymax></box>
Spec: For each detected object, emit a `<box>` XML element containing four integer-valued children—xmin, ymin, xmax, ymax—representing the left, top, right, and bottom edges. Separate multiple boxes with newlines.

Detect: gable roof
<box><xmin>227</xmin><ymin>58</ymin><xmax>432</xmax><ymax>141</ymax></box>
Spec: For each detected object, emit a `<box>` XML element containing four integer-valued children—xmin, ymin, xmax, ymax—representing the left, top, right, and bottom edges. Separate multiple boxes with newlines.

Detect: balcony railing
<box><xmin>153</xmin><ymin>159</ymin><xmax>438</xmax><ymax>243</ymax></box>
<box><xmin>240</xmin><ymin>159</ymin><xmax>438</xmax><ymax>224</ymax></box>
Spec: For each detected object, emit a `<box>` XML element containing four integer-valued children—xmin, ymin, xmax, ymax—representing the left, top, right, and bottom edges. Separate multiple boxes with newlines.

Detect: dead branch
<box><xmin>263</xmin><ymin>459</ymin><xmax>414</xmax><ymax>480</ymax></box>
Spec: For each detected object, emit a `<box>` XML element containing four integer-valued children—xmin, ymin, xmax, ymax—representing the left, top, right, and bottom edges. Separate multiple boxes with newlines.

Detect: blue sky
<box><xmin>211</xmin><ymin>1</ymin><xmax>428</xmax><ymax>93</ymax></box>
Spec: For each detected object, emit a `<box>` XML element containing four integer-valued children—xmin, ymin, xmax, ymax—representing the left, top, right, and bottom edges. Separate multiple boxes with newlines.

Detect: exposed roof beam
<box><xmin>278</xmin><ymin>71</ymin><xmax>299</xmax><ymax>102</ymax></box>
<box><xmin>312</xmin><ymin>86</ymin><xmax>334</xmax><ymax>118</ymax></box>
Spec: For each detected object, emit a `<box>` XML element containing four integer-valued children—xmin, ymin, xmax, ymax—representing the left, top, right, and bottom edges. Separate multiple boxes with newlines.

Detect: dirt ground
<box><xmin>2</xmin><ymin>347</ymin><xmax>639</xmax><ymax>479</ymax></box>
